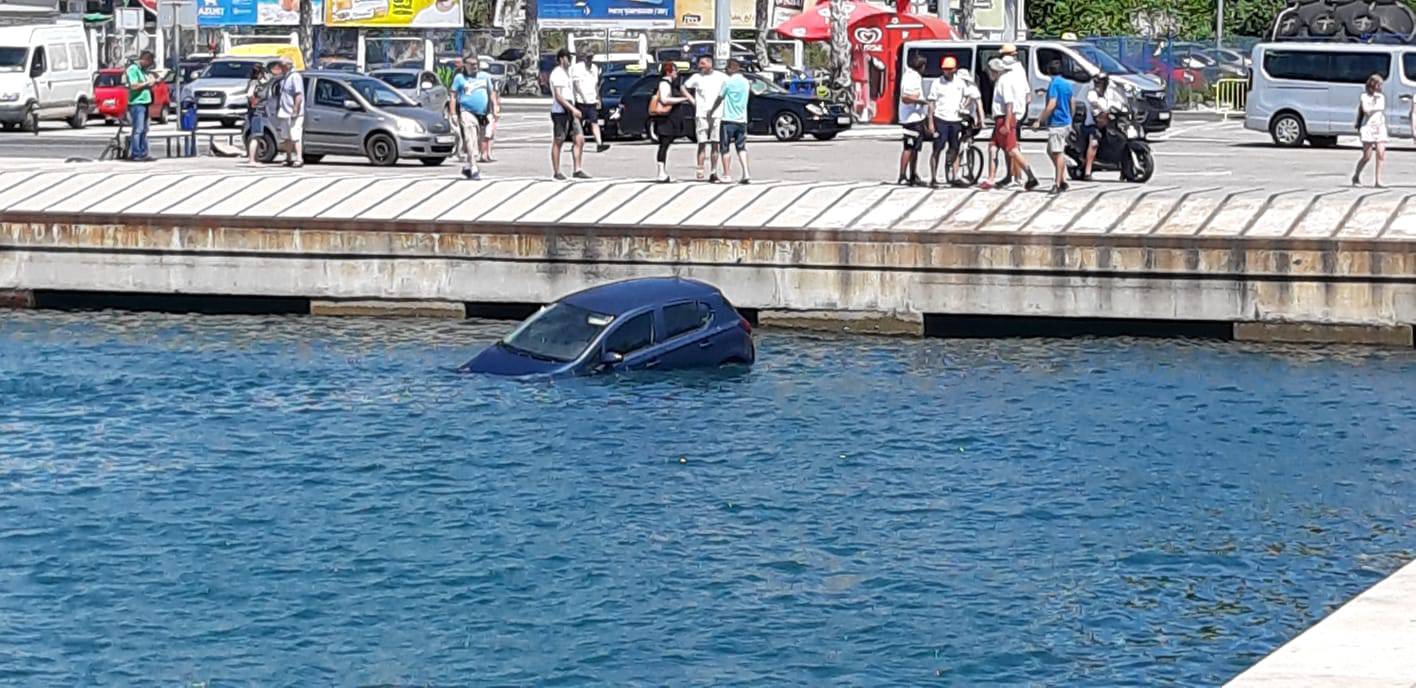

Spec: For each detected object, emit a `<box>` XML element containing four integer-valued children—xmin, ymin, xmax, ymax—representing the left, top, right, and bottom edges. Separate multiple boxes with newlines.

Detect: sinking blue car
<box><xmin>459</xmin><ymin>277</ymin><xmax>755</xmax><ymax>377</ymax></box>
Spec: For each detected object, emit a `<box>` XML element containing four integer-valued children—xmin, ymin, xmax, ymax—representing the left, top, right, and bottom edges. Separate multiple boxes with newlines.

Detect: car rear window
<box><xmin>95</xmin><ymin>73</ymin><xmax>122</xmax><ymax>87</ymax></box>
<box><xmin>376</xmin><ymin>72</ymin><xmax>417</xmax><ymax>89</ymax></box>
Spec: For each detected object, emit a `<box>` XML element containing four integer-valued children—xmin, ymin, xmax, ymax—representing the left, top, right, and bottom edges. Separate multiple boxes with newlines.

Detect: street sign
<box><xmin>117</xmin><ymin>6</ymin><xmax>145</xmax><ymax>29</ymax></box>
<box><xmin>158</xmin><ymin>0</ymin><xmax>198</xmax><ymax>27</ymax></box>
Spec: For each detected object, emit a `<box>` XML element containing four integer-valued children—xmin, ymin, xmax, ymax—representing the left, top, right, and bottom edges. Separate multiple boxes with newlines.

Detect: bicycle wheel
<box><xmin>963</xmin><ymin>145</ymin><xmax>984</xmax><ymax>185</ymax></box>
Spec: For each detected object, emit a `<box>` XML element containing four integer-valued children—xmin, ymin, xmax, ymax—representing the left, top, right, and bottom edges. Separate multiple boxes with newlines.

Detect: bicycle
<box><xmin>958</xmin><ymin>121</ymin><xmax>985</xmax><ymax>185</ymax></box>
<box><xmin>98</xmin><ymin>116</ymin><xmax>128</xmax><ymax>161</ymax></box>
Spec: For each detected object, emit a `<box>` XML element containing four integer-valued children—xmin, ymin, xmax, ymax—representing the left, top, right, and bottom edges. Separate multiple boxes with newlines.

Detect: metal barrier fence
<box><xmin>1213</xmin><ymin>77</ymin><xmax>1248</xmax><ymax>114</ymax></box>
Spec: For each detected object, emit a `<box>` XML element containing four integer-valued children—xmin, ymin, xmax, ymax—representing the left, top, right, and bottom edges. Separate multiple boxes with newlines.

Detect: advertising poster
<box><xmin>537</xmin><ymin>0</ymin><xmax>675</xmax><ymax>29</ymax></box>
<box><xmin>197</xmin><ymin>0</ymin><xmax>325</xmax><ymax>25</ymax></box>
<box><xmin>673</xmin><ymin>0</ymin><xmax>755</xmax><ymax>29</ymax></box>
<box><xmin>326</xmin><ymin>0</ymin><xmax>465</xmax><ymax>27</ymax></box>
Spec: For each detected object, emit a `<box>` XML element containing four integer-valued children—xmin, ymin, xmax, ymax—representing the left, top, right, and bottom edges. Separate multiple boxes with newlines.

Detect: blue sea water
<box><xmin>1</xmin><ymin>311</ymin><xmax>1413</xmax><ymax>686</ymax></box>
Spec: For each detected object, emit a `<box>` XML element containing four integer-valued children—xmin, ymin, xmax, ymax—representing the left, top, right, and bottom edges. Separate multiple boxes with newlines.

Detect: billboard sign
<box><xmin>673</xmin><ymin>0</ymin><xmax>755</xmax><ymax>28</ymax></box>
<box><xmin>537</xmin><ymin>0</ymin><xmax>674</xmax><ymax>29</ymax></box>
<box><xmin>325</xmin><ymin>0</ymin><xmax>465</xmax><ymax>27</ymax></box>
<box><xmin>197</xmin><ymin>0</ymin><xmax>325</xmax><ymax>25</ymax></box>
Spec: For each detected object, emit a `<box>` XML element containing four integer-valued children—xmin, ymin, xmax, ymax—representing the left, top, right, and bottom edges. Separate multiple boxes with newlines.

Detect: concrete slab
<box><xmin>691</xmin><ymin>184</ymin><xmax>780</xmax><ymax>227</ymax></box>
<box><xmin>557</xmin><ymin>181</ymin><xmax>651</xmax><ymax>225</ymax></box>
<box><xmin>283</xmin><ymin>177</ymin><xmax>377</xmax><ymax>218</ymax></box>
<box><xmin>1113</xmin><ymin>193</ymin><xmax>1185</xmax><ymax>234</ymax></box>
<box><xmin>598</xmin><ymin>182</ymin><xmax>689</xmax><ymax>226</ymax></box>
<box><xmin>0</xmin><ymin>171</ymin><xmax>82</xmax><ymax>210</ymax></box>
<box><xmin>1247</xmin><ymin>194</ymin><xmax>1318</xmax><ymax>237</ymax></box>
<box><xmin>721</xmin><ymin>183</ymin><xmax>816</xmax><ymax>227</ymax></box>
<box><xmin>1067</xmin><ymin>189</ymin><xmax>1154</xmax><ymax>234</ymax></box>
<box><xmin>201</xmin><ymin>177</ymin><xmax>295</xmax><ymax>216</ymax></box>
<box><xmin>356</xmin><ymin>179</ymin><xmax>456</xmax><ymax>220</ymax></box>
<box><xmin>1292</xmin><ymin>192</ymin><xmax>1364</xmax><ymax>238</ymax></box>
<box><xmin>238</xmin><ymin>176</ymin><xmax>341</xmax><ymax>217</ymax></box>
<box><xmin>767</xmin><ymin>184</ymin><xmax>864</xmax><ymax>228</ymax></box>
<box><xmin>82</xmin><ymin>174</ymin><xmax>191</xmax><ymax>215</ymax></box>
<box><xmin>940</xmin><ymin>191</ymin><xmax>1016</xmax><ymax>232</ymax></box>
<box><xmin>812</xmin><ymin>185</ymin><xmax>893</xmax><ymax>229</ymax></box>
<box><xmin>1023</xmin><ymin>190</ymin><xmax>1101</xmax><ymax>233</ymax></box>
<box><xmin>978</xmin><ymin>191</ymin><xmax>1053</xmax><ymax>233</ymax></box>
<box><xmin>854</xmin><ymin>187</ymin><xmax>933</xmax><ymax>230</ymax></box>
<box><xmin>516</xmin><ymin>179</ymin><xmax>615</xmax><ymax>223</ymax></box>
<box><xmin>1204</xmin><ymin>193</ymin><xmax>1271</xmax><ymax>237</ymax></box>
<box><xmin>1155</xmin><ymin>192</ymin><xmax>1229</xmax><ymax>236</ymax></box>
<box><xmin>3</xmin><ymin>172</ymin><xmax>114</xmax><ymax>212</ymax></box>
<box><xmin>438</xmin><ymin>179</ymin><xmax>536</xmax><ymax>222</ymax></box>
<box><xmin>895</xmin><ymin>189</ymin><xmax>974</xmax><ymax>231</ymax></box>
<box><xmin>1344</xmin><ymin>193</ymin><xmax>1405</xmax><ymax>239</ymax></box>
<box><xmin>156</xmin><ymin>175</ymin><xmax>264</xmax><ymax>216</ymax></box>
<box><xmin>474</xmin><ymin>180</ymin><xmax>563</xmax><ymax>223</ymax></box>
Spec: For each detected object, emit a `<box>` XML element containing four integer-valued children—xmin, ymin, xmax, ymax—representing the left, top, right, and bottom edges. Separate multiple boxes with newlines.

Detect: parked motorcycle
<box><xmin>1065</xmin><ymin>98</ymin><xmax>1155</xmax><ymax>183</ymax></box>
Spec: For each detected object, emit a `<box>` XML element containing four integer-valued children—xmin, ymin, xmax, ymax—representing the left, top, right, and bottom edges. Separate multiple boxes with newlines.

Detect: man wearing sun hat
<box><xmin>989</xmin><ymin>43</ymin><xmax>1040</xmax><ymax>190</ymax></box>
<box><xmin>927</xmin><ymin>55</ymin><xmax>974</xmax><ymax>187</ymax></box>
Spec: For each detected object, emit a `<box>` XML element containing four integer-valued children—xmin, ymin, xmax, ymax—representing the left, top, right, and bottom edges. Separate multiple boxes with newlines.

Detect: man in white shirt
<box><xmin>1082</xmin><ymin>73</ymin><xmax>1125</xmax><ymax>180</ymax></box>
<box><xmin>986</xmin><ymin>45</ymin><xmax>1038</xmax><ymax>190</ymax></box>
<box><xmin>683</xmin><ymin>55</ymin><xmax>729</xmax><ymax>182</ymax></box>
<box><xmin>927</xmin><ymin>55</ymin><xmax>979</xmax><ymax>187</ymax></box>
<box><xmin>570</xmin><ymin>50</ymin><xmax>610</xmax><ymax>153</ymax></box>
<box><xmin>896</xmin><ymin>53</ymin><xmax>929</xmax><ymax>186</ymax></box>
<box><xmin>547</xmin><ymin>48</ymin><xmax>586</xmax><ymax>180</ymax></box>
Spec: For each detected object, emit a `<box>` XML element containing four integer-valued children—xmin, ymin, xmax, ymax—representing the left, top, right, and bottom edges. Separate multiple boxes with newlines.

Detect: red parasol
<box><xmin>772</xmin><ymin>0</ymin><xmax>893</xmax><ymax>41</ymax></box>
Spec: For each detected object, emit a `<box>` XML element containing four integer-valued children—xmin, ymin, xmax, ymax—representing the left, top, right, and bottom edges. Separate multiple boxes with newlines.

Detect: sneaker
<box><xmin>696</xmin><ymin>170</ymin><xmax>707</xmax><ymax>181</ymax></box>
<box><xmin>1048</xmin><ymin>185</ymin><xmax>1062</xmax><ymax>195</ymax></box>
<box><xmin>995</xmin><ymin>178</ymin><xmax>1012</xmax><ymax>189</ymax></box>
<box><xmin>709</xmin><ymin>174</ymin><xmax>720</xmax><ymax>183</ymax></box>
<box><xmin>553</xmin><ymin>172</ymin><xmax>567</xmax><ymax>181</ymax></box>
<box><xmin>1079</xmin><ymin>174</ymin><xmax>1094</xmax><ymax>182</ymax></box>
<box><xmin>719</xmin><ymin>176</ymin><xmax>733</xmax><ymax>184</ymax></box>
<box><xmin>1024</xmin><ymin>177</ymin><xmax>1039</xmax><ymax>191</ymax></box>
<box><xmin>470</xmin><ymin>170</ymin><xmax>482</xmax><ymax>181</ymax></box>
<box><xmin>461</xmin><ymin>166</ymin><xmax>473</xmax><ymax>179</ymax></box>
<box><xmin>656</xmin><ymin>174</ymin><xmax>673</xmax><ymax>184</ymax></box>
<box><xmin>949</xmin><ymin>179</ymin><xmax>970</xmax><ymax>188</ymax></box>
<box><xmin>896</xmin><ymin>176</ymin><xmax>909</xmax><ymax>186</ymax></box>
<box><xmin>596</xmin><ymin>143</ymin><xmax>610</xmax><ymax>153</ymax></box>
<box><xmin>1060</xmin><ymin>182</ymin><xmax>1070</xmax><ymax>192</ymax></box>
<box><xmin>573</xmin><ymin>170</ymin><xmax>591</xmax><ymax>179</ymax></box>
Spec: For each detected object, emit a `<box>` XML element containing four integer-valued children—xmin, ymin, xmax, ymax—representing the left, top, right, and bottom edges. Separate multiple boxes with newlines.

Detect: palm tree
<box><xmin>515</xmin><ymin>0</ymin><xmax>542</xmax><ymax>94</ymax></box>
<box><xmin>754</xmin><ymin>0</ymin><xmax>771</xmax><ymax>66</ymax></box>
<box><xmin>828</xmin><ymin>1</ymin><xmax>851</xmax><ymax>105</ymax></box>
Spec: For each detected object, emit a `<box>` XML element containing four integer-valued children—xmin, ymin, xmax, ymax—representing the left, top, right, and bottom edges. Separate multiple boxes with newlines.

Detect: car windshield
<box><xmin>1072</xmin><ymin>44</ymin><xmax>1135</xmax><ymax>75</ymax></box>
<box><xmin>0</xmin><ymin>46</ymin><xmax>26</xmax><ymax>71</ymax></box>
<box><xmin>95</xmin><ymin>72</ymin><xmax>122</xmax><ymax>87</ymax></box>
<box><xmin>203</xmin><ymin>60</ymin><xmax>260</xmax><ymax>79</ymax></box>
<box><xmin>501</xmin><ymin>302</ymin><xmax>613</xmax><ymax>363</ymax></box>
<box><xmin>375</xmin><ymin>72</ymin><xmax>417</xmax><ymax>89</ymax></box>
<box><xmin>347</xmin><ymin>77</ymin><xmax>414</xmax><ymax>106</ymax></box>
<box><xmin>746</xmin><ymin>74</ymin><xmax>787</xmax><ymax>94</ymax></box>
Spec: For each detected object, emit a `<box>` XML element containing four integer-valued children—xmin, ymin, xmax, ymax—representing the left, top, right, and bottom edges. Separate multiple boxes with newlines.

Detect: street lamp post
<box><xmin>714</xmin><ymin>0</ymin><xmax>731</xmax><ymax>67</ymax></box>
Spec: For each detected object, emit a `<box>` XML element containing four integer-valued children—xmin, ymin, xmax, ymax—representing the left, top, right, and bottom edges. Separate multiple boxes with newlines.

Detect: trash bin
<box><xmin>179</xmin><ymin>100</ymin><xmax>198</xmax><ymax>157</ymax></box>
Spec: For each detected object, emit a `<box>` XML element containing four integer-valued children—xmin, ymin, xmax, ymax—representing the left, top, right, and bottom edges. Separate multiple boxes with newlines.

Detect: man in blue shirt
<box><xmin>449</xmin><ymin>52</ymin><xmax>500</xmax><ymax>180</ymax></box>
<box><xmin>1037</xmin><ymin>59</ymin><xmax>1075</xmax><ymax>193</ymax></box>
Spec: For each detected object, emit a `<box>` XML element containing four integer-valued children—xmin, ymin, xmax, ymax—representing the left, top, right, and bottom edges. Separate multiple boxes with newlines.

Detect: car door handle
<box><xmin>698</xmin><ymin>340</ymin><xmax>714</xmax><ymax>348</ymax></box>
<box><xmin>645</xmin><ymin>359</ymin><xmax>660</xmax><ymax>369</ymax></box>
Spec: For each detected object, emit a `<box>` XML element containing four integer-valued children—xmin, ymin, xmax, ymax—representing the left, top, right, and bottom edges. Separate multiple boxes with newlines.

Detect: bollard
<box><xmin>179</xmin><ymin>100</ymin><xmax>198</xmax><ymax>157</ymax></box>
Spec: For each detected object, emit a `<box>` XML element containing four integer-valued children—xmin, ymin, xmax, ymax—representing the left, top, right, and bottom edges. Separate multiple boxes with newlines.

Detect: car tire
<box><xmin>1308</xmin><ymin>135</ymin><xmax>1338</xmax><ymax>148</ymax></box>
<box><xmin>302</xmin><ymin>153</ymin><xmax>324</xmax><ymax>164</ymax></box>
<box><xmin>19</xmin><ymin>105</ymin><xmax>38</xmax><ymax>133</ymax></box>
<box><xmin>1269</xmin><ymin>112</ymin><xmax>1306</xmax><ymax>148</ymax></box>
<box><xmin>810</xmin><ymin>132</ymin><xmax>838</xmax><ymax>141</ymax></box>
<box><xmin>254</xmin><ymin>131</ymin><xmax>278</xmax><ymax>163</ymax></box>
<box><xmin>67</xmin><ymin>104</ymin><xmax>87</xmax><ymax>129</ymax></box>
<box><xmin>221</xmin><ymin>117</ymin><xmax>240</xmax><ymax>129</ymax></box>
<box><xmin>365</xmin><ymin>132</ymin><xmax>399</xmax><ymax>166</ymax></box>
<box><xmin>1121</xmin><ymin>142</ymin><xmax>1156</xmax><ymax>183</ymax></box>
<box><xmin>419</xmin><ymin>157</ymin><xmax>445</xmax><ymax>166</ymax></box>
<box><xmin>773</xmin><ymin>111</ymin><xmax>803</xmax><ymax>141</ymax></box>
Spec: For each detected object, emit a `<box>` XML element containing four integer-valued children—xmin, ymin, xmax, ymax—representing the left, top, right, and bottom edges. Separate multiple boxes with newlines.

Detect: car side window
<box><xmin>604</xmin><ymin>312</ymin><xmax>654</xmax><ymax>355</ymax></box>
<box><xmin>1404</xmin><ymin>53</ymin><xmax>1416</xmax><ymax>81</ymax></box>
<box><xmin>315</xmin><ymin>79</ymin><xmax>352</xmax><ymax>108</ymax></box>
<box><xmin>30</xmin><ymin>46</ymin><xmax>46</xmax><ymax>76</ymax></box>
<box><xmin>47</xmin><ymin>43</ymin><xmax>68</xmax><ymax>71</ymax></box>
<box><xmin>663</xmin><ymin>302</ymin><xmax>712</xmax><ymax>339</ymax></box>
<box><xmin>68</xmin><ymin>42</ymin><xmax>87</xmax><ymax>71</ymax></box>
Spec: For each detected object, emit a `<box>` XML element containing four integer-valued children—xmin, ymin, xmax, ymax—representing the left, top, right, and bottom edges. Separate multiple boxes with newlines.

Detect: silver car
<box><xmin>181</xmin><ymin>57</ymin><xmax>266</xmax><ymax>127</ymax></box>
<box><xmin>368</xmin><ymin>68</ymin><xmax>448</xmax><ymax>112</ymax></box>
<box><xmin>249</xmin><ymin>71</ymin><xmax>457</xmax><ymax>166</ymax></box>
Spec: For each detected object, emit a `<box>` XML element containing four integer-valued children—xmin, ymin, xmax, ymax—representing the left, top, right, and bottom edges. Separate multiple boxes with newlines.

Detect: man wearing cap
<box><xmin>271</xmin><ymin>58</ymin><xmax>305</xmax><ymax>167</ymax></box>
<box><xmin>927</xmin><ymin>55</ymin><xmax>977</xmax><ymax>187</ymax></box>
<box><xmin>986</xmin><ymin>45</ymin><xmax>1039</xmax><ymax>190</ymax></box>
<box><xmin>897</xmin><ymin>53</ymin><xmax>929</xmax><ymax>186</ymax></box>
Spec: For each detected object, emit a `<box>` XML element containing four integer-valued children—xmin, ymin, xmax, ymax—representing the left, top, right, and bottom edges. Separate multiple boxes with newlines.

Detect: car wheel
<box><xmin>810</xmin><ymin>132</ymin><xmax>837</xmax><ymax>141</ymax></box>
<box><xmin>19</xmin><ymin>105</ymin><xmax>38</xmax><ymax>133</ymax></box>
<box><xmin>1121</xmin><ymin>142</ymin><xmax>1156</xmax><ymax>183</ymax></box>
<box><xmin>1269</xmin><ymin>112</ymin><xmax>1306</xmax><ymax>148</ymax></box>
<box><xmin>365</xmin><ymin>133</ymin><xmax>399</xmax><ymax>166</ymax></box>
<box><xmin>302</xmin><ymin>153</ymin><xmax>324</xmax><ymax>164</ymax></box>
<box><xmin>221</xmin><ymin>117</ymin><xmax>240</xmax><ymax>129</ymax></box>
<box><xmin>773</xmin><ymin>111</ymin><xmax>803</xmax><ymax>141</ymax></box>
<box><xmin>255</xmin><ymin>131</ymin><xmax>278</xmax><ymax>163</ymax></box>
<box><xmin>1308</xmin><ymin>135</ymin><xmax>1338</xmax><ymax>148</ymax></box>
<box><xmin>154</xmin><ymin>105</ymin><xmax>168</xmax><ymax>125</ymax></box>
<box><xmin>419</xmin><ymin>157</ymin><xmax>445</xmax><ymax>166</ymax></box>
<box><xmin>67</xmin><ymin>104</ymin><xmax>87</xmax><ymax>129</ymax></box>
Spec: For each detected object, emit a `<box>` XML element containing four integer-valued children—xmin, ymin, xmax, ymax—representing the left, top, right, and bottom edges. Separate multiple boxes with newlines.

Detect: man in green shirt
<box><xmin>123</xmin><ymin>51</ymin><xmax>156</xmax><ymax>162</ymax></box>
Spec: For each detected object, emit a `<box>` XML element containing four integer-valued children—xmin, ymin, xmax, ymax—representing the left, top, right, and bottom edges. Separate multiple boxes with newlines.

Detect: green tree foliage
<box><xmin>1026</xmin><ymin>0</ymin><xmax>1286</xmax><ymax>39</ymax></box>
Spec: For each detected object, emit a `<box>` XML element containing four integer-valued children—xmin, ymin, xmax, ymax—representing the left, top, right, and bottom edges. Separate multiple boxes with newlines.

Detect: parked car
<box><xmin>247</xmin><ymin>70</ymin><xmax>455</xmax><ymax>166</ymax></box>
<box><xmin>93</xmin><ymin>67</ymin><xmax>172</xmax><ymax>124</ymax></box>
<box><xmin>0</xmin><ymin>22</ymin><xmax>95</xmax><ymax>131</ymax></box>
<box><xmin>1203</xmin><ymin>47</ymin><xmax>1252</xmax><ymax>75</ymax></box>
<box><xmin>597</xmin><ymin>69</ymin><xmax>644</xmax><ymax>139</ymax></box>
<box><xmin>610</xmin><ymin>70</ymin><xmax>852</xmax><ymax>142</ymax></box>
<box><xmin>181</xmin><ymin>57</ymin><xmax>267</xmax><ymax>127</ymax></box>
<box><xmin>459</xmin><ymin>277</ymin><xmax>755</xmax><ymax>377</ymax></box>
<box><xmin>1244</xmin><ymin>42</ymin><xmax>1411</xmax><ymax>147</ymax></box>
<box><xmin>369</xmin><ymin>67</ymin><xmax>448</xmax><ymax>112</ymax></box>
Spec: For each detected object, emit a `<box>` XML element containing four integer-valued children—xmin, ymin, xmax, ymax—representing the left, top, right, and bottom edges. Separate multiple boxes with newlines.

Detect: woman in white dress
<box><xmin>1353</xmin><ymin>74</ymin><xmax>1388</xmax><ymax>187</ymax></box>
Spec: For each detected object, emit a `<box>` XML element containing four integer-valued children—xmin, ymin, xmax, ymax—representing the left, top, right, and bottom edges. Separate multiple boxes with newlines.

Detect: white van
<box><xmin>900</xmin><ymin>40</ymin><xmax>1173</xmax><ymax>132</ymax></box>
<box><xmin>1245</xmin><ymin>42</ymin><xmax>1415</xmax><ymax>147</ymax></box>
<box><xmin>0</xmin><ymin>22</ymin><xmax>95</xmax><ymax>131</ymax></box>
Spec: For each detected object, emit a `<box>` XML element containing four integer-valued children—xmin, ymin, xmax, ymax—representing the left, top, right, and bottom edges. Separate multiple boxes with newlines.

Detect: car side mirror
<box><xmin>343</xmin><ymin>99</ymin><xmax>361</xmax><ymax>111</ymax></box>
<box><xmin>601</xmin><ymin>350</ymin><xmax>624</xmax><ymax>365</ymax></box>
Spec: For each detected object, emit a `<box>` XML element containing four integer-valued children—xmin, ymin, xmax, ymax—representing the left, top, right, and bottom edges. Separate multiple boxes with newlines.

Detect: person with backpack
<box><xmin>649</xmin><ymin>60</ymin><xmax>690</xmax><ymax>183</ymax></box>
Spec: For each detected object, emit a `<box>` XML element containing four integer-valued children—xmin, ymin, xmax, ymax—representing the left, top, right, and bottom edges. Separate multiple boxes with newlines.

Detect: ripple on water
<box><xmin>1</xmin><ymin>311</ymin><xmax>1414</xmax><ymax>685</ymax></box>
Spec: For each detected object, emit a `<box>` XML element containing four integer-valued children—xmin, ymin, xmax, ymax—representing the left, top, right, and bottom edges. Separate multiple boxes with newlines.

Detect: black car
<box><xmin>608</xmin><ymin>71</ymin><xmax>852</xmax><ymax>142</ymax></box>
<box><xmin>597</xmin><ymin>71</ymin><xmax>643</xmax><ymax>139</ymax></box>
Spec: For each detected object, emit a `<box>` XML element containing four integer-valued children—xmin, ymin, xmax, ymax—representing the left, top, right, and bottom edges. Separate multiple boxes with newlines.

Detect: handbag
<box><xmin>649</xmin><ymin>79</ymin><xmax>673</xmax><ymax>116</ymax></box>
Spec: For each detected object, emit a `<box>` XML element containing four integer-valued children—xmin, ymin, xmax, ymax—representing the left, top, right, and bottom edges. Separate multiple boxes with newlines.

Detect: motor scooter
<box><xmin>1065</xmin><ymin>96</ymin><xmax>1155</xmax><ymax>183</ymax></box>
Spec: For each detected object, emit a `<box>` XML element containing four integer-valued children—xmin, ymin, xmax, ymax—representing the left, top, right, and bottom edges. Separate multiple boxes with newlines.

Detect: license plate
<box><xmin>435</xmin><ymin>135</ymin><xmax>454</xmax><ymax>144</ymax></box>
<box><xmin>1159</xmin><ymin>112</ymin><xmax>1171</xmax><ymax>120</ymax></box>
<box><xmin>836</xmin><ymin>116</ymin><xmax>851</xmax><ymax>125</ymax></box>
<box><xmin>102</xmin><ymin>99</ymin><xmax>116</xmax><ymax>107</ymax></box>
<box><xmin>197</xmin><ymin>97</ymin><xmax>220</xmax><ymax>105</ymax></box>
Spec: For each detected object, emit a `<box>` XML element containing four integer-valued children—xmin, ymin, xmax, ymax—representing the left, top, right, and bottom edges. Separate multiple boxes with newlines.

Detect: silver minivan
<box><xmin>250</xmin><ymin>71</ymin><xmax>456</xmax><ymax>166</ymax></box>
<box><xmin>900</xmin><ymin>39</ymin><xmax>1173</xmax><ymax>133</ymax></box>
<box><xmin>1245</xmin><ymin>42</ymin><xmax>1415</xmax><ymax>147</ymax></box>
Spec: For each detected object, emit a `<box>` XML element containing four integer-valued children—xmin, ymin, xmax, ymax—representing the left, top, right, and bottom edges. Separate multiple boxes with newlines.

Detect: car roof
<box><xmin>370</xmin><ymin>67</ymin><xmax>423</xmax><ymax>74</ymax></box>
<box><xmin>559</xmin><ymin>277</ymin><xmax>720</xmax><ymax>315</ymax></box>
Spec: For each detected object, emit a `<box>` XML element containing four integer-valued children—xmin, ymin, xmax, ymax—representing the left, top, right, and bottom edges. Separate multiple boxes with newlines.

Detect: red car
<box><xmin>92</xmin><ymin>68</ymin><xmax>172</xmax><ymax>125</ymax></box>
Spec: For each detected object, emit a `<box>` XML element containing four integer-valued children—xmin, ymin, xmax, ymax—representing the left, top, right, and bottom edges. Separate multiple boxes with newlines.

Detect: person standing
<box><xmin>244</xmin><ymin>63</ymin><xmax>268</xmax><ymax>165</ymax></box>
<box><xmin>1037</xmin><ymin>59</ymin><xmax>1075</xmax><ymax>193</ymax></box>
<box><xmin>451</xmin><ymin>53</ymin><xmax>500</xmax><ymax>180</ymax></box>
<box><xmin>548</xmin><ymin>48</ymin><xmax>587</xmax><ymax>180</ymax></box>
<box><xmin>270</xmin><ymin>58</ymin><xmax>304</xmax><ymax>167</ymax></box>
<box><xmin>715</xmin><ymin>58</ymin><xmax>752</xmax><ymax>184</ymax></box>
<box><xmin>571</xmin><ymin>50</ymin><xmax>609</xmax><ymax>153</ymax></box>
<box><xmin>684</xmin><ymin>55</ymin><xmax>728</xmax><ymax>182</ymax></box>
<box><xmin>649</xmin><ymin>61</ymin><xmax>690</xmax><ymax>183</ymax></box>
<box><xmin>897</xmin><ymin>53</ymin><xmax>929</xmax><ymax>186</ymax></box>
<box><xmin>1353</xmin><ymin>74</ymin><xmax>1387</xmax><ymax>187</ymax></box>
<box><xmin>123</xmin><ymin>51</ymin><xmax>156</xmax><ymax>162</ymax></box>
<box><xmin>927</xmin><ymin>56</ymin><xmax>969</xmax><ymax>188</ymax></box>
<box><xmin>987</xmin><ymin>46</ymin><xmax>1039</xmax><ymax>190</ymax></box>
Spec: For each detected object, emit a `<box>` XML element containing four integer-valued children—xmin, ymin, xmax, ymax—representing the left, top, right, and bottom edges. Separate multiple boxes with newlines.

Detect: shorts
<box><xmin>990</xmin><ymin>116</ymin><xmax>1017</xmax><ymax>152</ymax></box>
<box><xmin>459</xmin><ymin>110</ymin><xmax>489</xmax><ymax>129</ymax></box>
<box><xmin>932</xmin><ymin>118</ymin><xmax>963</xmax><ymax>155</ymax></box>
<box><xmin>577</xmin><ymin>103</ymin><xmax>598</xmax><ymax>123</ymax></box>
<box><xmin>551</xmin><ymin>111</ymin><xmax>578</xmax><ymax>141</ymax></box>
<box><xmin>720</xmin><ymin>121</ymin><xmax>747</xmax><ymax>153</ymax></box>
<box><xmin>1047</xmin><ymin>126</ymin><xmax>1069</xmax><ymax>154</ymax></box>
<box><xmin>901</xmin><ymin>120</ymin><xmax>927</xmax><ymax>152</ymax></box>
<box><xmin>246</xmin><ymin>113</ymin><xmax>265</xmax><ymax>138</ymax></box>
<box><xmin>695</xmin><ymin>116</ymin><xmax>722</xmax><ymax>143</ymax></box>
<box><xmin>274</xmin><ymin>114</ymin><xmax>304</xmax><ymax>143</ymax></box>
